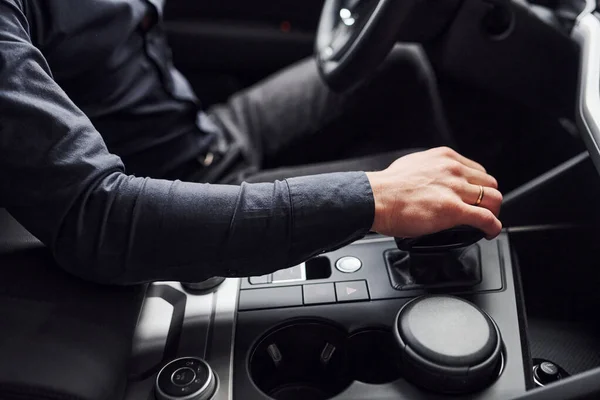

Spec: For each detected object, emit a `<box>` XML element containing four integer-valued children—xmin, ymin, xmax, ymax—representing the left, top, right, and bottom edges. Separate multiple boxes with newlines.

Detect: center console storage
<box><xmin>249</xmin><ymin>319</ymin><xmax>403</xmax><ymax>400</ymax></box>
<box><xmin>233</xmin><ymin>234</ymin><xmax>529</xmax><ymax>400</ymax></box>
<box><xmin>249</xmin><ymin>319</ymin><xmax>353</xmax><ymax>399</ymax></box>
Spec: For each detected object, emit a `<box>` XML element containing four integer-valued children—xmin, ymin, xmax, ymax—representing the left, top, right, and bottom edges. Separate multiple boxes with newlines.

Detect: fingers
<box><xmin>463</xmin><ymin>168</ymin><xmax>498</xmax><ymax>189</ymax></box>
<box><xmin>436</xmin><ymin>147</ymin><xmax>487</xmax><ymax>173</ymax></box>
<box><xmin>456</xmin><ymin>184</ymin><xmax>503</xmax><ymax>216</ymax></box>
<box><xmin>460</xmin><ymin>205</ymin><xmax>503</xmax><ymax>239</ymax></box>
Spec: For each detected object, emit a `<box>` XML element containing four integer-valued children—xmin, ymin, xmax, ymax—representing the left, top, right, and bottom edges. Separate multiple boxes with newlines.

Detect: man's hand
<box><xmin>366</xmin><ymin>147</ymin><xmax>503</xmax><ymax>239</ymax></box>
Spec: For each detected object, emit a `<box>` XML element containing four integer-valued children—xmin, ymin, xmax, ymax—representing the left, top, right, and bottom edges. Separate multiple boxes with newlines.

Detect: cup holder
<box><xmin>249</xmin><ymin>319</ymin><xmax>352</xmax><ymax>400</ymax></box>
<box><xmin>347</xmin><ymin>329</ymin><xmax>402</xmax><ymax>384</ymax></box>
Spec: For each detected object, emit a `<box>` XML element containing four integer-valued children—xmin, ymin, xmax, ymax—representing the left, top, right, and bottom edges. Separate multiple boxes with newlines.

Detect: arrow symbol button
<box><xmin>335</xmin><ymin>280</ymin><xmax>369</xmax><ymax>302</ymax></box>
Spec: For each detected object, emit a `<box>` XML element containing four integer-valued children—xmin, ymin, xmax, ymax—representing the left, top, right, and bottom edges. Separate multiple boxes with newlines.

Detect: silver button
<box><xmin>335</xmin><ymin>256</ymin><xmax>362</xmax><ymax>273</ymax></box>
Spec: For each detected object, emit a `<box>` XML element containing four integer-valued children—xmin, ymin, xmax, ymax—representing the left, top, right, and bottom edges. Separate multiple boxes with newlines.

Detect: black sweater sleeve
<box><xmin>0</xmin><ymin>0</ymin><xmax>375</xmax><ymax>284</ymax></box>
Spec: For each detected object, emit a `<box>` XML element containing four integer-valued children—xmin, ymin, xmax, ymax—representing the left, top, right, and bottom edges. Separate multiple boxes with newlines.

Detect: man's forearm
<box><xmin>45</xmin><ymin>171</ymin><xmax>373</xmax><ymax>285</ymax></box>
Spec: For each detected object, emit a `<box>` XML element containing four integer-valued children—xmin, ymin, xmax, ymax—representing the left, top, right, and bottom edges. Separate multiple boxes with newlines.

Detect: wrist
<box><xmin>365</xmin><ymin>171</ymin><xmax>385</xmax><ymax>233</ymax></box>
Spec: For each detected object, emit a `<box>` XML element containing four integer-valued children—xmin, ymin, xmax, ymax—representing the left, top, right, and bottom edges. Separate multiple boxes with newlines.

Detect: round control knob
<box><xmin>155</xmin><ymin>357</ymin><xmax>217</xmax><ymax>400</ymax></box>
<box><xmin>171</xmin><ymin>367</ymin><xmax>196</xmax><ymax>387</ymax></box>
<box><xmin>335</xmin><ymin>256</ymin><xmax>362</xmax><ymax>273</ymax></box>
<box><xmin>394</xmin><ymin>295</ymin><xmax>503</xmax><ymax>394</ymax></box>
<box><xmin>533</xmin><ymin>361</ymin><xmax>561</xmax><ymax>386</ymax></box>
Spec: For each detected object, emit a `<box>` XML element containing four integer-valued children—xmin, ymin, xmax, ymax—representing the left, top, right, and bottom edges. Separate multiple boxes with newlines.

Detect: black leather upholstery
<box><xmin>0</xmin><ymin>209</ymin><xmax>146</xmax><ymax>400</ymax></box>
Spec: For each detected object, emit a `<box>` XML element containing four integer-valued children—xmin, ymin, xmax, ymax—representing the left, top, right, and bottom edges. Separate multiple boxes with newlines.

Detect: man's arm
<box><xmin>0</xmin><ymin>0</ymin><xmax>375</xmax><ymax>284</ymax></box>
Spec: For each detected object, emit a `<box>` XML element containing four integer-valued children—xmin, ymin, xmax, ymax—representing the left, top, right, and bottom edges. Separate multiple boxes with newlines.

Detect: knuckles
<box><xmin>443</xmin><ymin>160</ymin><xmax>463</xmax><ymax>176</ymax></box>
<box><xmin>445</xmin><ymin>178</ymin><xmax>464</xmax><ymax>193</ymax></box>
<box><xmin>443</xmin><ymin>197</ymin><xmax>465</xmax><ymax>216</ymax></box>
<box><xmin>436</xmin><ymin>146</ymin><xmax>455</xmax><ymax>157</ymax></box>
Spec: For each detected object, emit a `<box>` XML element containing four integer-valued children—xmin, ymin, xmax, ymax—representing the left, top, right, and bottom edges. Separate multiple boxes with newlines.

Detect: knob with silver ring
<box><xmin>533</xmin><ymin>360</ymin><xmax>565</xmax><ymax>387</ymax></box>
<box><xmin>335</xmin><ymin>256</ymin><xmax>362</xmax><ymax>273</ymax></box>
<box><xmin>155</xmin><ymin>357</ymin><xmax>217</xmax><ymax>400</ymax></box>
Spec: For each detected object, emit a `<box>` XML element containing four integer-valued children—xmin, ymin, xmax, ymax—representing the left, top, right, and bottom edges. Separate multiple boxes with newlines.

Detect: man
<box><xmin>0</xmin><ymin>0</ymin><xmax>502</xmax><ymax>284</ymax></box>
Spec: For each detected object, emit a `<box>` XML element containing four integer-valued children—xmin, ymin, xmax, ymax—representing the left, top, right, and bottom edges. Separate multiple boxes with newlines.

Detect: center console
<box><xmin>233</xmin><ymin>234</ymin><xmax>527</xmax><ymax>400</ymax></box>
<box><xmin>125</xmin><ymin>232</ymin><xmax>530</xmax><ymax>400</ymax></box>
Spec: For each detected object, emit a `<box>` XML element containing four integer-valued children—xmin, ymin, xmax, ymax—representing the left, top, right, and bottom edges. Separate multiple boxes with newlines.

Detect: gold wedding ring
<box><xmin>475</xmin><ymin>185</ymin><xmax>485</xmax><ymax>206</ymax></box>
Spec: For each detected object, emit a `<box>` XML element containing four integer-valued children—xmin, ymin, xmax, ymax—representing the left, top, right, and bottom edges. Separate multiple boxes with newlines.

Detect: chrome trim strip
<box><xmin>209</xmin><ymin>278</ymin><xmax>241</xmax><ymax>400</ymax></box>
<box><xmin>271</xmin><ymin>263</ymin><xmax>307</xmax><ymax>283</ymax></box>
<box><xmin>577</xmin><ymin>0</ymin><xmax>597</xmax><ymax>24</ymax></box>
<box><xmin>574</xmin><ymin>13</ymin><xmax>600</xmax><ymax>174</ymax></box>
<box><xmin>354</xmin><ymin>235</ymin><xmax>395</xmax><ymax>245</ymax></box>
<box><xmin>173</xmin><ymin>282</ymin><xmax>215</xmax><ymax>361</ymax></box>
<box><xmin>128</xmin><ymin>281</ymin><xmax>228</xmax><ymax>399</ymax></box>
<box><xmin>131</xmin><ymin>297</ymin><xmax>174</xmax><ymax>370</ymax></box>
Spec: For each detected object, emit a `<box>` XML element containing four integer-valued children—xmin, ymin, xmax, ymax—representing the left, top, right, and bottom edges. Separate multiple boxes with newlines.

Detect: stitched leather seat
<box><xmin>0</xmin><ymin>209</ymin><xmax>146</xmax><ymax>400</ymax></box>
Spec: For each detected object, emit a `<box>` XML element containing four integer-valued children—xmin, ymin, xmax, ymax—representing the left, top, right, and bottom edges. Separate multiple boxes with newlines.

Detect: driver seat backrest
<box><xmin>0</xmin><ymin>208</ymin><xmax>146</xmax><ymax>400</ymax></box>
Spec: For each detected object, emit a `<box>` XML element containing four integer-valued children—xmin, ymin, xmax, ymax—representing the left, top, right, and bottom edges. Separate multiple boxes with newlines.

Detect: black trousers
<box><xmin>195</xmin><ymin>45</ymin><xmax>453</xmax><ymax>184</ymax></box>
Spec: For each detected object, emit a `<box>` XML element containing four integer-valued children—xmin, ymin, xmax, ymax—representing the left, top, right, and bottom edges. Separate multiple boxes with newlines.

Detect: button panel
<box><xmin>249</xmin><ymin>275</ymin><xmax>271</xmax><ymax>285</ymax></box>
<box><xmin>335</xmin><ymin>280</ymin><xmax>370</xmax><ymax>302</ymax></box>
<box><xmin>239</xmin><ymin>286</ymin><xmax>304</xmax><ymax>311</ymax></box>
<box><xmin>248</xmin><ymin>263</ymin><xmax>305</xmax><ymax>285</ymax></box>
<box><xmin>303</xmin><ymin>283</ymin><xmax>336</xmax><ymax>305</ymax></box>
<box><xmin>240</xmin><ymin>280</ymin><xmax>370</xmax><ymax>311</ymax></box>
<box><xmin>272</xmin><ymin>264</ymin><xmax>305</xmax><ymax>283</ymax></box>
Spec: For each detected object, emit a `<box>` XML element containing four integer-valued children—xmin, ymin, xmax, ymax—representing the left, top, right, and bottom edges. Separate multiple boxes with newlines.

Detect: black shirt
<box><xmin>25</xmin><ymin>0</ymin><xmax>209</xmax><ymax>178</ymax></box>
<box><xmin>0</xmin><ymin>0</ymin><xmax>375</xmax><ymax>284</ymax></box>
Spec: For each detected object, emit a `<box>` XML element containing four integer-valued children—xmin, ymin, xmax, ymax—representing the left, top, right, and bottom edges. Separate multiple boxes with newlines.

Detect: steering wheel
<box><xmin>316</xmin><ymin>0</ymin><xmax>462</xmax><ymax>92</ymax></box>
<box><xmin>315</xmin><ymin>0</ymin><xmax>416</xmax><ymax>92</ymax></box>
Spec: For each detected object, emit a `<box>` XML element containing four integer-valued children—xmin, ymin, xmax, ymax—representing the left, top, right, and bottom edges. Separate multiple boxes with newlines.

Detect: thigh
<box><xmin>207</xmin><ymin>44</ymin><xmax>452</xmax><ymax>171</ymax></box>
<box><xmin>207</xmin><ymin>57</ymin><xmax>352</xmax><ymax>167</ymax></box>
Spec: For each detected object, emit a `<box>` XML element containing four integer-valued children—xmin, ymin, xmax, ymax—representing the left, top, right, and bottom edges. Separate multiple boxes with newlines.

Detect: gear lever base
<box><xmin>385</xmin><ymin>245</ymin><xmax>482</xmax><ymax>290</ymax></box>
<box><xmin>388</xmin><ymin>226</ymin><xmax>485</xmax><ymax>290</ymax></box>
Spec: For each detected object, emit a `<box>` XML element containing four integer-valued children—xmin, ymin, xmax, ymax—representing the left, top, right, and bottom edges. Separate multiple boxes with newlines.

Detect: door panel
<box><xmin>164</xmin><ymin>0</ymin><xmax>325</xmax><ymax>105</ymax></box>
